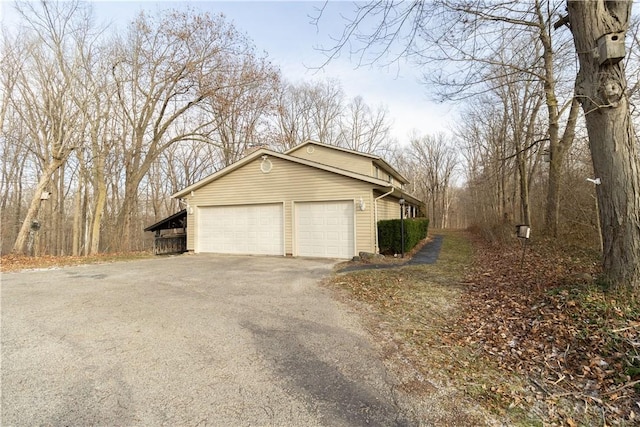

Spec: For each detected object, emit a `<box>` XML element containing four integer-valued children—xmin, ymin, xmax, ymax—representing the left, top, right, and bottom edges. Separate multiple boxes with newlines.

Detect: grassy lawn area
<box><xmin>327</xmin><ymin>230</ymin><xmax>640</xmax><ymax>426</ymax></box>
<box><xmin>328</xmin><ymin>230</ymin><xmax>515</xmax><ymax>425</ymax></box>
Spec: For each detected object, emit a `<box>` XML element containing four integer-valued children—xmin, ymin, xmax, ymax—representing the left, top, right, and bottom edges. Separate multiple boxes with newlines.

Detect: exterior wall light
<box><xmin>358</xmin><ymin>197</ymin><xmax>366</xmax><ymax>211</ymax></box>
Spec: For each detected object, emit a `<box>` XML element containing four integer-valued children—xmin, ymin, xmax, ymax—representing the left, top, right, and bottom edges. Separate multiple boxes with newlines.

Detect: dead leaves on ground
<box><xmin>449</xmin><ymin>236</ymin><xmax>639</xmax><ymax>425</ymax></box>
<box><xmin>329</xmin><ymin>232</ymin><xmax>639</xmax><ymax>426</ymax></box>
<box><xmin>0</xmin><ymin>252</ymin><xmax>153</xmax><ymax>272</ymax></box>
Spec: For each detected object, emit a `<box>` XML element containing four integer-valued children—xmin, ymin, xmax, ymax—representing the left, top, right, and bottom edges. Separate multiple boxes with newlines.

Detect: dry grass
<box><xmin>326</xmin><ymin>230</ymin><xmax>522</xmax><ymax>426</ymax></box>
<box><xmin>326</xmin><ymin>230</ymin><xmax>639</xmax><ymax>426</ymax></box>
<box><xmin>0</xmin><ymin>251</ymin><xmax>154</xmax><ymax>272</ymax></box>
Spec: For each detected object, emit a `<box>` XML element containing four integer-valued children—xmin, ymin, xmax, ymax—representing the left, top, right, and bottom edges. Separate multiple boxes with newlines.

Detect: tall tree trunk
<box><xmin>83</xmin><ymin>185</ymin><xmax>90</xmax><ymax>256</ymax></box>
<box><xmin>116</xmin><ymin>194</ymin><xmax>133</xmax><ymax>252</ymax></box>
<box><xmin>12</xmin><ymin>159</ymin><xmax>64</xmax><ymax>255</ymax></box>
<box><xmin>568</xmin><ymin>0</ymin><xmax>640</xmax><ymax>293</ymax></box>
<box><xmin>72</xmin><ymin>180</ymin><xmax>82</xmax><ymax>256</ymax></box>
<box><xmin>517</xmin><ymin>154</ymin><xmax>531</xmax><ymax>225</ymax></box>
<box><xmin>538</xmin><ymin>1</ymin><xmax>581</xmax><ymax>237</ymax></box>
<box><xmin>14</xmin><ymin>167</ymin><xmax>24</xmax><ymax>249</ymax></box>
<box><xmin>89</xmin><ymin>153</ymin><xmax>107</xmax><ymax>255</ymax></box>
<box><xmin>545</xmin><ymin>146</ymin><xmax>562</xmax><ymax>234</ymax></box>
<box><xmin>115</xmin><ymin>173</ymin><xmax>142</xmax><ymax>252</ymax></box>
<box><xmin>89</xmin><ymin>182</ymin><xmax>107</xmax><ymax>255</ymax></box>
<box><xmin>544</xmin><ymin>98</ymin><xmax>580</xmax><ymax>236</ymax></box>
<box><xmin>56</xmin><ymin>164</ymin><xmax>65</xmax><ymax>255</ymax></box>
<box><xmin>537</xmin><ymin>1</ymin><xmax>562</xmax><ymax>237</ymax></box>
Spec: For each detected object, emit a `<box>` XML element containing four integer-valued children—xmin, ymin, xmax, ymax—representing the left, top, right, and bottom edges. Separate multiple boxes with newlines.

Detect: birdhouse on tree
<box><xmin>597</xmin><ymin>32</ymin><xmax>625</xmax><ymax>65</ymax></box>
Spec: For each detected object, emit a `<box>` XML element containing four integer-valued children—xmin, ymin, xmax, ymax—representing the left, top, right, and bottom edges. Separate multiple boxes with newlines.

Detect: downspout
<box><xmin>374</xmin><ymin>187</ymin><xmax>395</xmax><ymax>254</ymax></box>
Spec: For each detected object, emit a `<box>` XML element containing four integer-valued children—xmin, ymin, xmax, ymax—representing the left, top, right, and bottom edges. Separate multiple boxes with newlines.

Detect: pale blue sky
<box><xmin>0</xmin><ymin>0</ymin><xmax>454</xmax><ymax>142</ymax></box>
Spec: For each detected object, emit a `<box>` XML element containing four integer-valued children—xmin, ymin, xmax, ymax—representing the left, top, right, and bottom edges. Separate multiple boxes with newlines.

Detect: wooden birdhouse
<box><xmin>597</xmin><ymin>32</ymin><xmax>626</xmax><ymax>66</ymax></box>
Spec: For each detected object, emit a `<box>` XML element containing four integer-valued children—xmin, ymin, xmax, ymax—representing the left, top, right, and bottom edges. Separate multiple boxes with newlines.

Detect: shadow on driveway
<box><xmin>242</xmin><ymin>316</ymin><xmax>412</xmax><ymax>426</ymax></box>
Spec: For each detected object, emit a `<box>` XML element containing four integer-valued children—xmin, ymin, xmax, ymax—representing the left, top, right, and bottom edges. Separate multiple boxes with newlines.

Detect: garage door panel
<box><xmin>197</xmin><ymin>204</ymin><xmax>283</xmax><ymax>255</ymax></box>
<box><xmin>296</xmin><ymin>201</ymin><xmax>354</xmax><ymax>259</ymax></box>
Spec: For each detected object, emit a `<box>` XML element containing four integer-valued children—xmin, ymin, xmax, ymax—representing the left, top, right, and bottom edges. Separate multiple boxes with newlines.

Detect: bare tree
<box><xmin>161</xmin><ymin>140</ymin><xmax>218</xmax><ymax>193</ymax></box>
<box><xmin>492</xmin><ymin>54</ymin><xmax>547</xmax><ymax>226</ymax></box>
<box><xmin>205</xmin><ymin>52</ymin><xmax>281</xmax><ymax>166</ymax></box>
<box><xmin>456</xmin><ymin>95</ymin><xmax>515</xmax><ymax>224</ymax></box>
<box><xmin>9</xmin><ymin>1</ymin><xmax>91</xmax><ymax>255</ymax></box>
<box><xmin>274</xmin><ymin>79</ymin><xmax>344</xmax><ymax>149</ymax></box>
<box><xmin>315</xmin><ymin>0</ymin><xmax>581</xmax><ymax>236</ymax></box>
<box><xmin>0</xmin><ymin>29</ymin><xmax>29</xmax><ymax>253</ymax></box>
<box><xmin>566</xmin><ymin>0</ymin><xmax>640</xmax><ymax>293</ymax></box>
<box><xmin>274</xmin><ymin>82</ymin><xmax>316</xmax><ymax>150</ymax></box>
<box><xmin>308</xmin><ymin>79</ymin><xmax>344</xmax><ymax>145</ymax></box>
<box><xmin>110</xmin><ymin>10</ymin><xmax>260</xmax><ymax>250</ymax></box>
<box><xmin>625</xmin><ymin>16</ymin><xmax>640</xmax><ymax>130</ymax></box>
<box><xmin>405</xmin><ymin>133</ymin><xmax>458</xmax><ymax>228</ymax></box>
<box><xmin>274</xmin><ymin>79</ymin><xmax>393</xmax><ymax>154</ymax></box>
<box><xmin>338</xmin><ymin>96</ymin><xmax>393</xmax><ymax>155</ymax></box>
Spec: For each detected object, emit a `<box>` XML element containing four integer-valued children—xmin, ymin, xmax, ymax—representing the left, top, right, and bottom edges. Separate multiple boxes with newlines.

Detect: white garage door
<box><xmin>197</xmin><ymin>204</ymin><xmax>283</xmax><ymax>255</ymax></box>
<box><xmin>296</xmin><ymin>201</ymin><xmax>354</xmax><ymax>259</ymax></box>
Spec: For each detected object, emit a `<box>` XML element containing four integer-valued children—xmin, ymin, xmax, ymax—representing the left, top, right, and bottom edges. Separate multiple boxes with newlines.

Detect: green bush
<box><xmin>378</xmin><ymin>218</ymin><xmax>429</xmax><ymax>255</ymax></box>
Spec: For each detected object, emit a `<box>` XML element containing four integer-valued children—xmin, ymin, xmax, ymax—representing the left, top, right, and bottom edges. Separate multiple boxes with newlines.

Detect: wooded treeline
<box><xmin>0</xmin><ymin>2</ymin><xmax>401</xmax><ymax>255</ymax></box>
<box><xmin>2</xmin><ymin>1</ymin><xmax>639</xmax><ymax>271</ymax></box>
<box><xmin>317</xmin><ymin>0</ymin><xmax>640</xmax><ymax>293</ymax></box>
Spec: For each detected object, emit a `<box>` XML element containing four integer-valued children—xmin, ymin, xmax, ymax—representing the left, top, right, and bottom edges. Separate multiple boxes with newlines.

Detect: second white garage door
<box><xmin>295</xmin><ymin>201</ymin><xmax>354</xmax><ymax>259</ymax></box>
<box><xmin>197</xmin><ymin>204</ymin><xmax>283</xmax><ymax>255</ymax></box>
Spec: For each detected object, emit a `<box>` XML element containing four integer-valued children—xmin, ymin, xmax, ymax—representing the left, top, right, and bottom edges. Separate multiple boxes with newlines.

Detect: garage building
<box><xmin>171</xmin><ymin>141</ymin><xmax>422</xmax><ymax>259</ymax></box>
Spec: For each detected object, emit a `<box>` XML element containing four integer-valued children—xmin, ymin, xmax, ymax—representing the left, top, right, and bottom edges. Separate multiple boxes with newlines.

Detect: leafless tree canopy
<box><xmin>0</xmin><ymin>2</ymin><xmax>395</xmax><ymax>255</ymax></box>
<box><xmin>314</xmin><ymin>0</ymin><xmax>639</xmax><ymax>292</ymax></box>
<box><xmin>2</xmin><ymin>1</ymin><xmax>638</xmax><ymax>293</ymax></box>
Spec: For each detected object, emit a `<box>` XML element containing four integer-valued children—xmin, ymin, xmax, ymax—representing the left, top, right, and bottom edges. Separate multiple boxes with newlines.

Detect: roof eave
<box><xmin>171</xmin><ymin>148</ymin><xmax>391</xmax><ymax>199</ymax></box>
<box><xmin>374</xmin><ymin>186</ymin><xmax>424</xmax><ymax>207</ymax></box>
<box><xmin>144</xmin><ymin>209</ymin><xmax>187</xmax><ymax>232</ymax></box>
<box><xmin>285</xmin><ymin>140</ymin><xmax>379</xmax><ymax>160</ymax></box>
<box><xmin>372</xmin><ymin>158</ymin><xmax>409</xmax><ymax>185</ymax></box>
<box><xmin>171</xmin><ymin>148</ymin><xmax>273</xmax><ymax>199</ymax></box>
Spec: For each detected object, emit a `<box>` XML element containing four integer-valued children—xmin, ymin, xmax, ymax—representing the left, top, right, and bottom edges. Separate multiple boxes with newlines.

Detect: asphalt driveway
<box><xmin>1</xmin><ymin>255</ymin><xmax>414</xmax><ymax>426</ymax></box>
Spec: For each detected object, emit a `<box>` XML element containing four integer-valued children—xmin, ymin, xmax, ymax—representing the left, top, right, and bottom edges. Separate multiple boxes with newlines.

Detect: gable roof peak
<box><xmin>287</xmin><ymin>140</ymin><xmax>409</xmax><ymax>185</ymax></box>
<box><xmin>285</xmin><ymin>140</ymin><xmax>380</xmax><ymax>160</ymax></box>
<box><xmin>171</xmin><ymin>145</ymin><xmax>396</xmax><ymax>200</ymax></box>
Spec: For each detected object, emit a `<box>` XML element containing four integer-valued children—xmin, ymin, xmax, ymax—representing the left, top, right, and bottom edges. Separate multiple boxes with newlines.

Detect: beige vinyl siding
<box><xmin>185</xmin><ymin>156</ymin><xmax>376</xmax><ymax>255</ymax></box>
<box><xmin>288</xmin><ymin>144</ymin><xmax>373</xmax><ymax>177</ymax></box>
<box><xmin>377</xmin><ymin>197</ymin><xmax>401</xmax><ymax>221</ymax></box>
<box><xmin>358</xmin><ymin>192</ymin><xmax>375</xmax><ymax>256</ymax></box>
<box><xmin>289</xmin><ymin>143</ymin><xmax>407</xmax><ymax>189</ymax></box>
<box><xmin>375</xmin><ymin>168</ymin><xmax>402</xmax><ymax>189</ymax></box>
<box><xmin>381</xmin><ymin>171</ymin><xmax>403</xmax><ymax>188</ymax></box>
